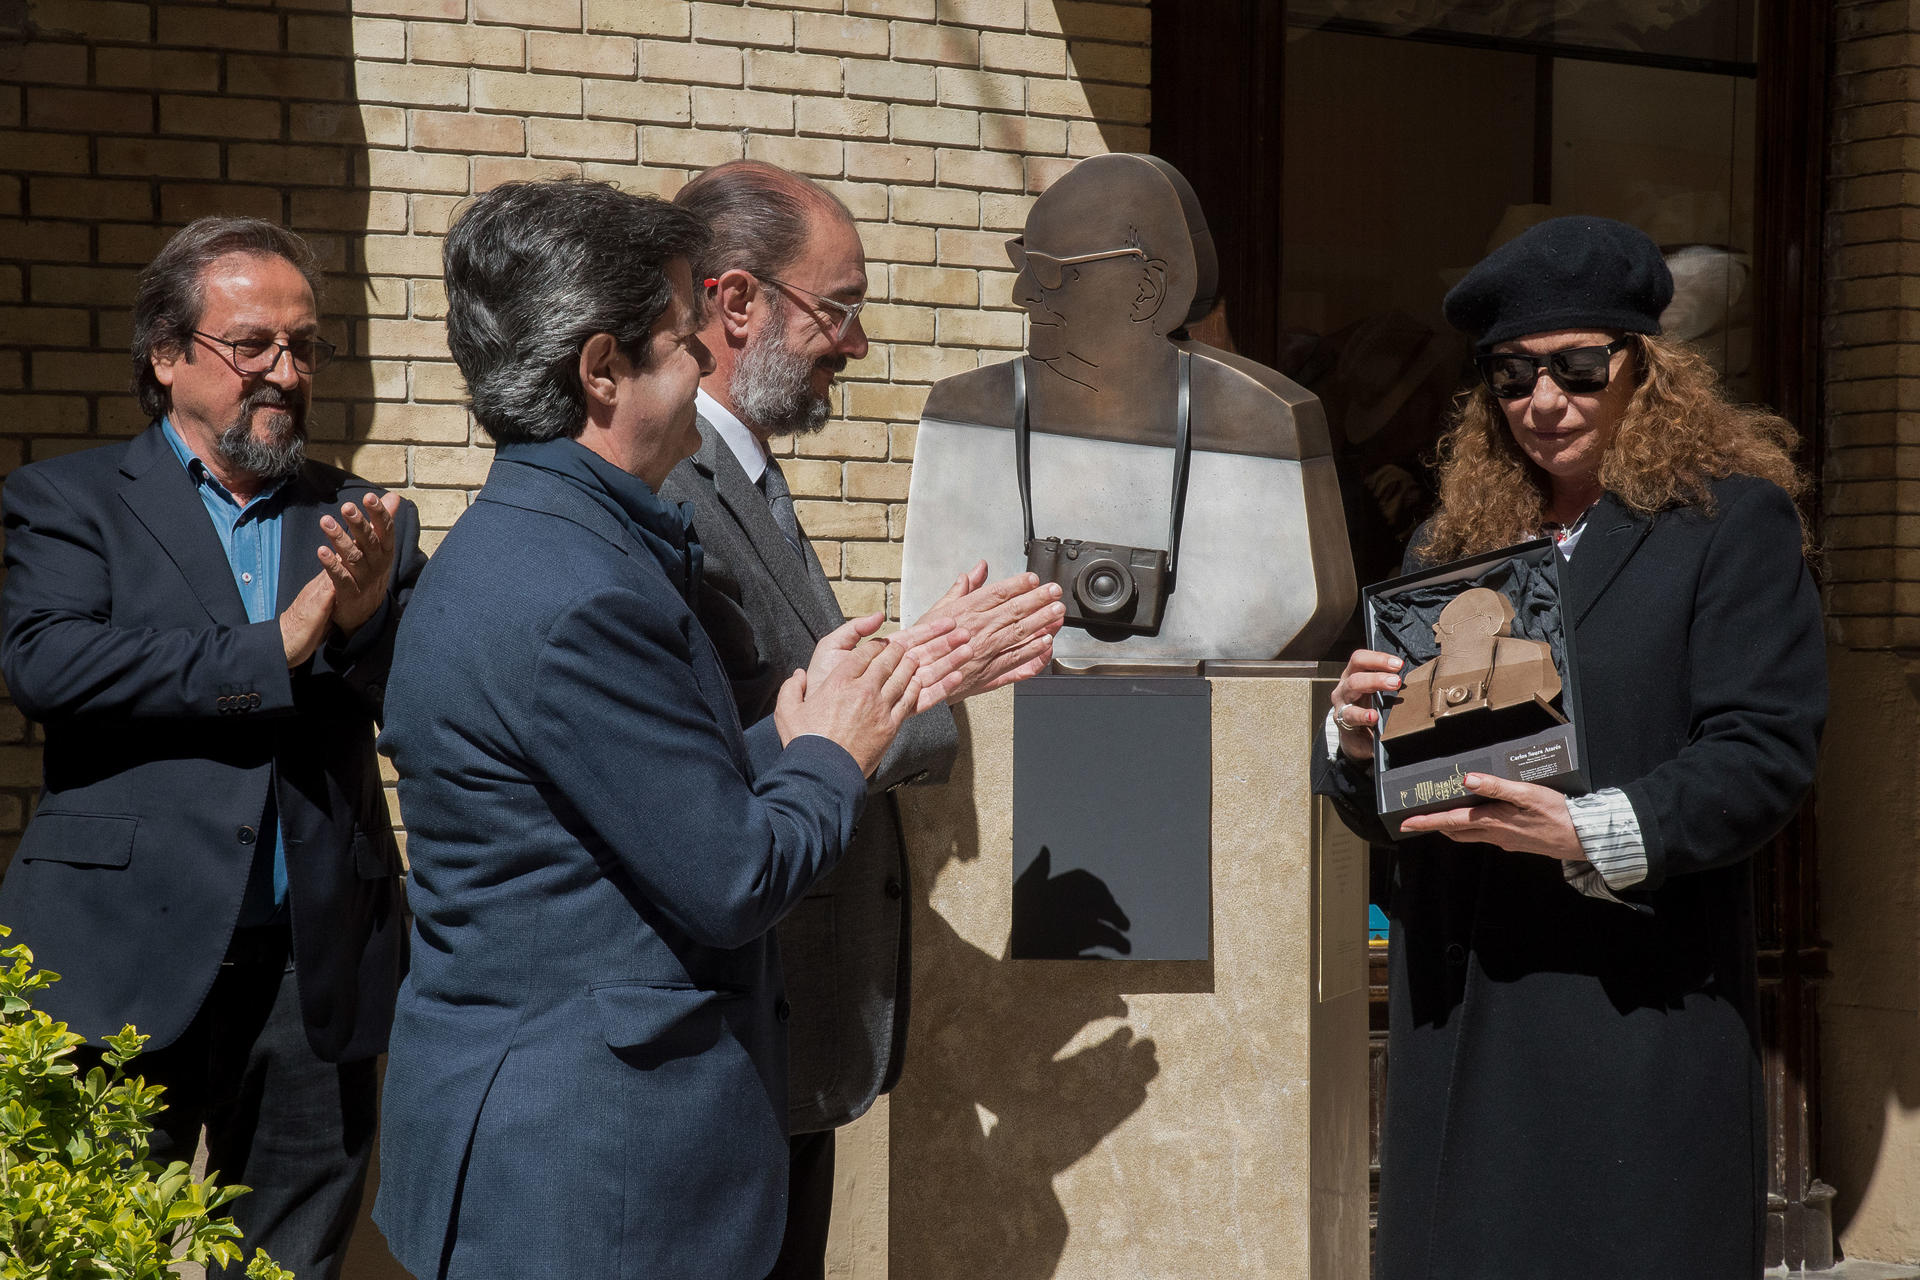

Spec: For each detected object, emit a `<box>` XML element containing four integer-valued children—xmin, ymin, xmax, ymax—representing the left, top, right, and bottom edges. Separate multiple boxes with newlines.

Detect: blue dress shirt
<box><xmin>161</xmin><ymin>418</ymin><xmax>288</xmax><ymax>924</ymax></box>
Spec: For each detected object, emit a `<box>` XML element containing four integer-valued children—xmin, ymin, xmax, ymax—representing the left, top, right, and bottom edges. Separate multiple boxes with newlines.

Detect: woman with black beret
<box><xmin>1314</xmin><ymin>215</ymin><xmax>1825</xmax><ymax>1279</ymax></box>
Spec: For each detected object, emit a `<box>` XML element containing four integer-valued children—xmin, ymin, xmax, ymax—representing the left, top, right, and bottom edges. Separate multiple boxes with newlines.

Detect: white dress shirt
<box><xmin>698</xmin><ymin>388</ymin><xmax>769</xmax><ymax>484</ymax></box>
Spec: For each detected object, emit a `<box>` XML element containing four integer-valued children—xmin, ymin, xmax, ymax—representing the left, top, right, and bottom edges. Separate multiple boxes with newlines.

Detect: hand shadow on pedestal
<box><xmin>1009</xmin><ymin>848</ymin><xmax>1132</xmax><ymax>959</ymax></box>
<box><xmin>891</xmin><ymin>704</ymin><xmax>1164</xmax><ymax>1280</ymax></box>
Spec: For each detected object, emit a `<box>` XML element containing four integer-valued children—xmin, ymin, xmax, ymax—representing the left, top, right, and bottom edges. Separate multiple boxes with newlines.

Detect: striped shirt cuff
<box><xmin>1563</xmin><ymin>788</ymin><xmax>1648</xmax><ymax>903</ymax></box>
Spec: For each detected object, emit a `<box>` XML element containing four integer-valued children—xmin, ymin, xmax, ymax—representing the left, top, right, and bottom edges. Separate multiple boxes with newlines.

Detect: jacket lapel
<box><xmin>694</xmin><ymin>418</ymin><xmax>844</xmax><ymax>639</ymax></box>
<box><xmin>276</xmin><ymin>466</ymin><xmax>330</xmax><ymax>614</ymax></box>
<box><xmin>116</xmin><ymin>425</ymin><xmax>250</xmax><ymax>628</ymax></box>
<box><xmin>1562</xmin><ymin>494</ymin><xmax>1653</xmax><ymax>629</ymax></box>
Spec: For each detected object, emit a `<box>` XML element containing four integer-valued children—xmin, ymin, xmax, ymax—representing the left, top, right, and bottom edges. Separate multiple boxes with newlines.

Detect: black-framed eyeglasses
<box><xmin>760</xmin><ymin>277</ymin><xmax>866</xmax><ymax>344</ymax></box>
<box><xmin>1475</xmin><ymin>337</ymin><xmax>1632</xmax><ymax>400</ymax></box>
<box><xmin>191</xmin><ymin>330</ymin><xmax>337</xmax><ymax>376</ymax></box>
<box><xmin>1005</xmin><ymin>238</ymin><xmax>1147</xmax><ymax>290</ymax></box>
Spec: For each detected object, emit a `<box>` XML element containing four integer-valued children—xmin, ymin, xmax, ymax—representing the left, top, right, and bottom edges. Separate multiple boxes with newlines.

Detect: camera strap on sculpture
<box><xmin>1168</xmin><ymin>349</ymin><xmax>1193</xmax><ymax>586</ymax></box>
<box><xmin>1015</xmin><ymin>355</ymin><xmax>1036</xmax><ymax>545</ymax></box>
<box><xmin>1013</xmin><ymin>351</ymin><xmax>1195</xmax><ymax>582</ymax></box>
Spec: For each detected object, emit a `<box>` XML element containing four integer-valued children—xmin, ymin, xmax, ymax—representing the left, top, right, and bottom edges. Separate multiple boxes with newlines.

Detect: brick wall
<box><xmin>1824</xmin><ymin>0</ymin><xmax>1920</xmax><ymax>650</ymax></box>
<box><xmin>0</xmin><ymin>0</ymin><xmax>1151</xmax><ymax>854</ymax></box>
<box><xmin>1821</xmin><ymin>4</ymin><xmax>1920</xmax><ymax>1266</ymax></box>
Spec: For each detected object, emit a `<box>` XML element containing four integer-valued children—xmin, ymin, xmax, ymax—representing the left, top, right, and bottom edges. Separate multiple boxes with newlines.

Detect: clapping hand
<box><xmin>774</xmin><ymin>615</ymin><xmax>937</xmax><ymax>776</ymax></box>
<box><xmin>802</xmin><ymin>611</ymin><xmax>974</xmax><ymax>715</ymax></box>
<box><xmin>318</xmin><ymin>492</ymin><xmax>403</xmax><ymax>636</ymax></box>
<box><xmin>278</xmin><ymin>571</ymin><xmax>336</xmax><ymax>668</ymax></box>
<box><xmin>909</xmin><ymin>561</ymin><xmax>1064</xmax><ymax>705</ymax></box>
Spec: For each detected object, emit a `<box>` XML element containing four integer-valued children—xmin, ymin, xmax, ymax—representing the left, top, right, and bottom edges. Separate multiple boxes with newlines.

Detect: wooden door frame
<box><xmin>1750</xmin><ymin>0</ymin><xmax>1833</xmax><ymax>1264</ymax></box>
<box><xmin>1149</xmin><ymin>0</ymin><xmax>1289</xmax><ymax>368</ymax></box>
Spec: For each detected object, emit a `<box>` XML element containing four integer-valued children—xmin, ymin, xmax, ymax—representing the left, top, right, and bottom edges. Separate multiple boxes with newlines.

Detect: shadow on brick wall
<box><xmin>0</xmin><ymin>5</ymin><xmax>410</xmax><ymax>1276</ymax></box>
<box><xmin>0</xmin><ymin>0</ymin><xmax>397</xmax><ymax>861</ymax></box>
<box><xmin>1036</xmin><ymin>0</ymin><xmax>1152</xmax><ymax>160</ymax></box>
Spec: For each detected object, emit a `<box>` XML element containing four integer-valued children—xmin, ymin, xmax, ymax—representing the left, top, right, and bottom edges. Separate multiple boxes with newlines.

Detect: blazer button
<box><xmin>216</xmin><ymin>695</ymin><xmax>231</xmax><ymax>712</ymax></box>
<box><xmin>884</xmin><ymin>878</ymin><xmax>904</xmax><ymax>900</ymax></box>
<box><xmin>248</xmin><ymin>693</ymin><xmax>261</xmax><ymax>708</ymax></box>
<box><xmin>237</xmin><ymin>826</ymin><xmax>257</xmax><ymax>845</ymax></box>
<box><xmin>1444</xmin><ymin>943</ymin><xmax>1467</xmax><ymax>966</ymax></box>
<box><xmin>775</xmin><ymin>998</ymin><xmax>791</xmax><ymax>1022</ymax></box>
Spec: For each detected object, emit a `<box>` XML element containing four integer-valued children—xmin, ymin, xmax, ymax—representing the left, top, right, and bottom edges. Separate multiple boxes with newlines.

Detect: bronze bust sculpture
<box><xmin>899</xmin><ymin>153</ymin><xmax>1355</xmax><ymax>664</ymax></box>
<box><xmin>1380</xmin><ymin>587</ymin><xmax>1564</xmax><ymax>742</ymax></box>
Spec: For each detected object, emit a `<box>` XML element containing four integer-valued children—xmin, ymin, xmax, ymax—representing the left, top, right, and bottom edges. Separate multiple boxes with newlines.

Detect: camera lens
<box><xmin>1073</xmin><ymin>556</ymin><xmax>1135</xmax><ymax>616</ymax></box>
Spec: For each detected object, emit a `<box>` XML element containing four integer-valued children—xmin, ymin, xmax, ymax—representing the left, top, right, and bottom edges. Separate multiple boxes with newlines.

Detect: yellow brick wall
<box><xmin>1825</xmin><ymin>0</ymin><xmax>1920</xmax><ymax>649</ymax></box>
<box><xmin>1821</xmin><ymin>3</ymin><xmax>1920</xmax><ymax>1267</ymax></box>
<box><xmin>0</xmin><ymin>0</ymin><xmax>1151</xmax><ymax>856</ymax></box>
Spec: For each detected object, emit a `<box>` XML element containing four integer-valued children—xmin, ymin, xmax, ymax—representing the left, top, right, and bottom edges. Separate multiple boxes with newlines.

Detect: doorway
<box><xmin>1152</xmin><ymin>0</ymin><xmax>1832</xmax><ymax>1265</ymax></box>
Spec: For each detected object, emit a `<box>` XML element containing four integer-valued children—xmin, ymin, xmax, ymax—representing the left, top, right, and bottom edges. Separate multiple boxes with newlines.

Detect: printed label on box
<box><xmin>1506</xmin><ymin>739</ymin><xmax>1570</xmax><ymax>783</ymax></box>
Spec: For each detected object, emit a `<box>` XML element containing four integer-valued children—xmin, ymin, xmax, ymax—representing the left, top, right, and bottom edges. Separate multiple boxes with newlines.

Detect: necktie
<box><xmin>760</xmin><ymin>457</ymin><xmax>806</xmax><ymax>558</ymax></box>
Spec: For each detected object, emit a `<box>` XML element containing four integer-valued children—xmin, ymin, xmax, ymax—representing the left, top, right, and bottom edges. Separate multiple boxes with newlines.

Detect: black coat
<box><xmin>0</xmin><ymin>424</ymin><xmax>424</xmax><ymax>1061</ymax></box>
<box><xmin>1314</xmin><ymin>475</ymin><xmax>1825</xmax><ymax>1280</ymax></box>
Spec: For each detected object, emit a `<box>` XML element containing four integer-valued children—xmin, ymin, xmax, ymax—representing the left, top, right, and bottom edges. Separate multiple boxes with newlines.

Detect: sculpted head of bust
<box><xmin>1010</xmin><ymin>154</ymin><xmax>1200</xmax><ymax>393</ymax></box>
<box><xmin>1433</xmin><ymin>587</ymin><xmax>1516</xmax><ymax>648</ymax></box>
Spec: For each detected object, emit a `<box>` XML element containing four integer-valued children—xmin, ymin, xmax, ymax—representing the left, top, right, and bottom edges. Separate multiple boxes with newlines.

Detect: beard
<box><xmin>730</xmin><ymin>307</ymin><xmax>843</xmax><ymax>437</ymax></box>
<box><xmin>215</xmin><ymin>384</ymin><xmax>308</xmax><ymax>484</ymax></box>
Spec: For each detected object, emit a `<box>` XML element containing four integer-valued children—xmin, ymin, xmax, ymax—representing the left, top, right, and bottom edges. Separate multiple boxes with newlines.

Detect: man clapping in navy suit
<box><xmin>371</xmin><ymin>180</ymin><xmax>969</xmax><ymax>1280</ymax></box>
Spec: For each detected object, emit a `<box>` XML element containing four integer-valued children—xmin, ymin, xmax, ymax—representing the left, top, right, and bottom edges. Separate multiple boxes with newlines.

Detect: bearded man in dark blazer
<box><xmin>663</xmin><ymin>160</ymin><xmax>1065</xmax><ymax>1277</ymax></box>
<box><xmin>0</xmin><ymin>216</ymin><xmax>423</xmax><ymax>1279</ymax></box>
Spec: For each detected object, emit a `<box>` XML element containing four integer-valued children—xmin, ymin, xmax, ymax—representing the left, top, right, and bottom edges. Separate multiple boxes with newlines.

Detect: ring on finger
<box><xmin>1334</xmin><ymin>704</ymin><xmax>1362</xmax><ymax>732</ymax></box>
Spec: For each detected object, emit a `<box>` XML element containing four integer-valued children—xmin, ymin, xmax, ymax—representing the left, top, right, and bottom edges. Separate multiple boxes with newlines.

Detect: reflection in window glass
<box><xmin>1277</xmin><ymin>9</ymin><xmax>1756</xmax><ymax>595</ymax></box>
<box><xmin>1289</xmin><ymin>0</ymin><xmax>1755</xmax><ymax>65</ymax></box>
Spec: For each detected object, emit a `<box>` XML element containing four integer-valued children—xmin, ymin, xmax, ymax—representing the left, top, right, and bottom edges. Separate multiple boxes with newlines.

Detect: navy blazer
<box><xmin>372</xmin><ymin>454</ymin><xmax>869</xmax><ymax>1280</ymax></box>
<box><xmin>0</xmin><ymin>423</ymin><xmax>423</xmax><ymax>1062</ymax></box>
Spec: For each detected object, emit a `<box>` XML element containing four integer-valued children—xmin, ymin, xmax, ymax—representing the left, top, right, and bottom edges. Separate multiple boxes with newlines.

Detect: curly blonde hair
<box><xmin>1417</xmin><ymin>333</ymin><xmax>1808</xmax><ymax>563</ymax></box>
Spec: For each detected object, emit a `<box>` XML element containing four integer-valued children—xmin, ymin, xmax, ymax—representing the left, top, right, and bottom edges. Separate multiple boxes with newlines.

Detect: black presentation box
<box><xmin>1363</xmin><ymin>537</ymin><xmax>1590</xmax><ymax>837</ymax></box>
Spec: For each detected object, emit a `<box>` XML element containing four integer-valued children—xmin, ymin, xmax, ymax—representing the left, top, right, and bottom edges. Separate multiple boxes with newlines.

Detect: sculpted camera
<box><xmin>1026</xmin><ymin>536</ymin><xmax>1170</xmax><ymax>637</ymax></box>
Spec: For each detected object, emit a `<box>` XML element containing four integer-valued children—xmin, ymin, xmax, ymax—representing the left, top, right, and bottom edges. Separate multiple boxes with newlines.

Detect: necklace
<box><xmin>1540</xmin><ymin>499</ymin><xmax>1598</xmax><ymax>544</ymax></box>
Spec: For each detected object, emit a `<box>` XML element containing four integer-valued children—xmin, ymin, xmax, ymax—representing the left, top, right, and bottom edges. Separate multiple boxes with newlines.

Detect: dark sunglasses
<box><xmin>1474</xmin><ymin>337</ymin><xmax>1632</xmax><ymax>400</ymax></box>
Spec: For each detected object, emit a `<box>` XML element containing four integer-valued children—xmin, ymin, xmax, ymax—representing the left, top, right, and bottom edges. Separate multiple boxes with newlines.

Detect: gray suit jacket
<box><xmin>661</xmin><ymin>417</ymin><xmax>958</xmax><ymax>1133</ymax></box>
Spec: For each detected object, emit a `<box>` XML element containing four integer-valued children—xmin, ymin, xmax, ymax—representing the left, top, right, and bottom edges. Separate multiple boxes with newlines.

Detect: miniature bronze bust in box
<box><xmin>1363</xmin><ymin>538</ymin><xmax>1590</xmax><ymax>834</ymax></box>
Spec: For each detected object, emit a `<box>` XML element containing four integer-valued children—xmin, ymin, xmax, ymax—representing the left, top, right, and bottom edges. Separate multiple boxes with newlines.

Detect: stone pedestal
<box><xmin>889</xmin><ymin>678</ymin><xmax>1368</xmax><ymax>1279</ymax></box>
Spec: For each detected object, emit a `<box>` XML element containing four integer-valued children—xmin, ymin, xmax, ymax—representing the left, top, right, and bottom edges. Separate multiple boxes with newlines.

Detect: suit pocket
<box><xmin>589</xmin><ymin>980</ymin><xmax>746</xmax><ymax>1065</ymax></box>
<box><xmin>16</xmin><ymin>812</ymin><xmax>136</xmax><ymax>868</ymax></box>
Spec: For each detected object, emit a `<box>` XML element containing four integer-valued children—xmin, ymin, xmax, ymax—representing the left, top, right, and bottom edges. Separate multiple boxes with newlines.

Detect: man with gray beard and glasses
<box><xmin>662</xmin><ymin>161</ymin><xmax>1065</xmax><ymax>1279</ymax></box>
<box><xmin>0</xmin><ymin>216</ymin><xmax>425</xmax><ymax>1279</ymax></box>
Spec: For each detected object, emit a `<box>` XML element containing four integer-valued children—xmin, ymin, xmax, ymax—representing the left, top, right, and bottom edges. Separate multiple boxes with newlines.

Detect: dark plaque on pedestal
<box><xmin>1010</xmin><ymin>676</ymin><xmax>1212</xmax><ymax>960</ymax></box>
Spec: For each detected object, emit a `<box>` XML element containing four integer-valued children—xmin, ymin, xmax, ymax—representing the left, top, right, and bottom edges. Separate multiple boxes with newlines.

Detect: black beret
<box><xmin>1443</xmin><ymin>215</ymin><xmax>1673</xmax><ymax>350</ymax></box>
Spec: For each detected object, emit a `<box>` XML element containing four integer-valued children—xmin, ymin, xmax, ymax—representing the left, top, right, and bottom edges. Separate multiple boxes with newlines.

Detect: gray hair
<box><xmin>131</xmin><ymin>217</ymin><xmax>322</xmax><ymax>422</ymax></box>
<box><xmin>673</xmin><ymin>160</ymin><xmax>851</xmax><ymax>284</ymax></box>
<box><xmin>442</xmin><ymin>180</ymin><xmax>711</xmax><ymax>444</ymax></box>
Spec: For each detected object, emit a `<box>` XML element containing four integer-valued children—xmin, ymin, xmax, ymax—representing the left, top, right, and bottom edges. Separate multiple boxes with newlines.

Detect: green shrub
<box><xmin>0</xmin><ymin>926</ymin><xmax>292</xmax><ymax>1280</ymax></box>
